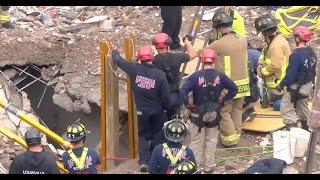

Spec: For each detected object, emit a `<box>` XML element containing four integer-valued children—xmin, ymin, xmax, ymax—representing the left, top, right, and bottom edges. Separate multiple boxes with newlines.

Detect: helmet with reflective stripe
<box><xmin>254</xmin><ymin>14</ymin><xmax>279</xmax><ymax>33</ymax></box>
<box><xmin>151</xmin><ymin>33</ymin><xmax>173</xmax><ymax>49</ymax></box>
<box><xmin>25</xmin><ymin>128</ymin><xmax>42</xmax><ymax>146</ymax></box>
<box><xmin>137</xmin><ymin>46</ymin><xmax>154</xmax><ymax>62</ymax></box>
<box><xmin>201</xmin><ymin>49</ymin><xmax>217</xmax><ymax>64</ymax></box>
<box><xmin>175</xmin><ymin>159</ymin><xmax>197</xmax><ymax>174</ymax></box>
<box><xmin>67</xmin><ymin>122</ymin><xmax>87</xmax><ymax>142</ymax></box>
<box><xmin>212</xmin><ymin>11</ymin><xmax>233</xmax><ymax>28</ymax></box>
<box><xmin>163</xmin><ymin>115</ymin><xmax>188</xmax><ymax>143</ymax></box>
<box><xmin>292</xmin><ymin>26</ymin><xmax>312</xmax><ymax>42</ymax></box>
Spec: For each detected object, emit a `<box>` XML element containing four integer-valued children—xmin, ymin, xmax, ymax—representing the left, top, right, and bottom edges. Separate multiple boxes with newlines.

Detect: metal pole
<box><xmin>0</xmin><ymin>100</ymin><xmax>72</xmax><ymax>149</ymax></box>
<box><xmin>305</xmin><ymin>61</ymin><xmax>320</xmax><ymax>174</ymax></box>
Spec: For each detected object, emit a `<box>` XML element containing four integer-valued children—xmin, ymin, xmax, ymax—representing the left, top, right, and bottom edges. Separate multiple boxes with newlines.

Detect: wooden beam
<box><xmin>125</xmin><ymin>35</ymin><xmax>138</xmax><ymax>159</ymax></box>
<box><xmin>99</xmin><ymin>41</ymin><xmax>108</xmax><ymax>172</ymax></box>
<box><xmin>104</xmin><ymin>42</ymin><xmax>120</xmax><ymax>170</ymax></box>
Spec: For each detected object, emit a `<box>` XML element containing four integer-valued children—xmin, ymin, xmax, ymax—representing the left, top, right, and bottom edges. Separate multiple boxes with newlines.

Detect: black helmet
<box><xmin>212</xmin><ymin>11</ymin><xmax>233</xmax><ymax>28</ymax></box>
<box><xmin>163</xmin><ymin>115</ymin><xmax>188</xmax><ymax>143</ymax></box>
<box><xmin>175</xmin><ymin>159</ymin><xmax>197</xmax><ymax>174</ymax></box>
<box><xmin>254</xmin><ymin>14</ymin><xmax>279</xmax><ymax>33</ymax></box>
<box><xmin>25</xmin><ymin>128</ymin><xmax>42</xmax><ymax>146</ymax></box>
<box><xmin>67</xmin><ymin>122</ymin><xmax>87</xmax><ymax>142</ymax></box>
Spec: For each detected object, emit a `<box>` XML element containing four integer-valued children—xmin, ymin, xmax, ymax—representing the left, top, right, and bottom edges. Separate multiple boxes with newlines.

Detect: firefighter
<box><xmin>208</xmin><ymin>6</ymin><xmax>245</xmax><ymax>45</ymax></box>
<box><xmin>152</xmin><ymin>33</ymin><xmax>196</xmax><ymax>120</ymax></box>
<box><xmin>148</xmin><ymin>115</ymin><xmax>196</xmax><ymax>174</ymax></box>
<box><xmin>172</xmin><ymin>159</ymin><xmax>197</xmax><ymax>174</ymax></box>
<box><xmin>255</xmin><ymin>14</ymin><xmax>291</xmax><ymax>106</ymax></box>
<box><xmin>61</xmin><ymin>122</ymin><xmax>101</xmax><ymax>174</ymax></box>
<box><xmin>242</xmin><ymin>43</ymin><xmax>261</xmax><ymax>122</ymax></box>
<box><xmin>0</xmin><ymin>6</ymin><xmax>14</xmax><ymax>29</ymax></box>
<box><xmin>180</xmin><ymin>49</ymin><xmax>238</xmax><ymax>173</ymax></box>
<box><xmin>208</xmin><ymin>12</ymin><xmax>249</xmax><ymax>147</ymax></box>
<box><xmin>112</xmin><ymin>46</ymin><xmax>170</xmax><ymax>172</ymax></box>
<box><xmin>276</xmin><ymin>26</ymin><xmax>317</xmax><ymax>130</ymax></box>
<box><xmin>160</xmin><ymin>6</ymin><xmax>183</xmax><ymax>50</ymax></box>
<box><xmin>9</xmin><ymin>128</ymin><xmax>60</xmax><ymax>174</ymax></box>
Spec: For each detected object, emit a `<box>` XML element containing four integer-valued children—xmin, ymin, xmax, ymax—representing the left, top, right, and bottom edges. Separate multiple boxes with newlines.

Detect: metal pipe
<box><xmin>196</xmin><ymin>28</ymin><xmax>213</xmax><ymax>37</ymax></box>
<box><xmin>0</xmin><ymin>127</ymin><xmax>69</xmax><ymax>174</ymax></box>
<box><xmin>0</xmin><ymin>100</ymin><xmax>72</xmax><ymax>149</ymax></box>
<box><xmin>19</xmin><ymin>79</ymin><xmax>38</xmax><ymax>91</ymax></box>
<box><xmin>11</xmin><ymin>65</ymin><xmax>49</xmax><ymax>85</ymax></box>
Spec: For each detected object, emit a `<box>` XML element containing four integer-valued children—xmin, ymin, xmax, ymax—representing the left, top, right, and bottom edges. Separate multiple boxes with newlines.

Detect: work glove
<box><xmin>183</xmin><ymin>34</ymin><xmax>193</xmax><ymax>42</ymax></box>
<box><xmin>275</xmin><ymin>85</ymin><xmax>282</xmax><ymax>93</ymax></box>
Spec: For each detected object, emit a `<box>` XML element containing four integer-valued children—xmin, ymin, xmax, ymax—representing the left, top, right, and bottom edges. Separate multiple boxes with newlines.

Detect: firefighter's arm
<box><xmin>184</xmin><ymin>37</ymin><xmax>196</xmax><ymax>61</ymax></box>
<box><xmin>96</xmin><ymin>164</ymin><xmax>101</xmax><ymax>174</ymax></box>
<box><xmin>232</xmin><ymin>12</ymin><xmax>245</xmax><ymax>36</ymax></box>
<box><xmin>180</xmin><ymin>75</ymin><xmax>195</xmax><ymax>106</ymax></box>
<box><xmin>261</xmin><ymin>46</ymin><xmax>284</xmax><ymax>77</ymax></box>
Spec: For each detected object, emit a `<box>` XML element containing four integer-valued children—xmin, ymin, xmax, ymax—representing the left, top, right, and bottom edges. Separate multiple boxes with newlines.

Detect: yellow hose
<box><xmin>0</xmin><ymin>100</ymin><xmax>72</xmax><ymax>149</ymax></box>
<box><xmin>0</xmin><ymin>127</ymin><xmax>69</xmax><ymax>174</ymax></box>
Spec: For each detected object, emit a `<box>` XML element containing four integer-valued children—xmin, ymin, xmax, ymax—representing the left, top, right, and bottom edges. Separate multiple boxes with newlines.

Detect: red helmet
<box><xmin>201</xmin><ymin>49</ymin><xmax>217</xmax><ymax>63</ymax></box>
<box><xmin>138</xmin><ymin>46</ymin><xmax>154</xmax><ymax>62</ymax></box>
<box><xmin>292</xmin><ymin>26</ymin><xmax>312</xmax><ymax>41</ymax></box>
<box><xmin>151</xmin><ymin>33</ymin><xmax>173</xmax><ymax>49</ymax></box>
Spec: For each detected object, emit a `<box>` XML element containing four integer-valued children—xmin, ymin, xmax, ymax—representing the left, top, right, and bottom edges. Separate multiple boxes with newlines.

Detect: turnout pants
<box><xmin>220</xmin><ymin>97</ymin><xmax>244</xmax><ymax>146</ymax></box>
<box><xmin>0</xmin><ymin>7</ymin><xmax>10</xmax><ymax>24</ymax></box>
<box><xmin>137</xmin><ymin>109</ymin><xmax>167</xmax><ymax>165</ymax></box>
<box><xmin>188</xmin><ymin>111</ymin><xmax>219</xmax><ymax>172</ymax></box>
<box><xmin>281</xmin><ymin>82</ymin><xmax>313</xmax><ymax>124</ymax></box>
<box><xmin>160</xmin><ymin>6</ymin><xmax>182</xmax><ymax>49</ymax></box>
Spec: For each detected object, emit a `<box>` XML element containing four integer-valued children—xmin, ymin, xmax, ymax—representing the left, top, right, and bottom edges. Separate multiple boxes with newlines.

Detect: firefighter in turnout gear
<box><xmin>255</xmin><ymin>14</ymin><xmax>291</xmax><ymax>106</ymax></box>
<box><xmin>112</xmin><ymin>46</ymin><xmax>170</xmax><ymax>172</ymax></box>
<box><xmin>9</xmin><ymin>128</ymin><xmax>60</xmax><ymax>174</ymax></box>
<box><xmin>0</xmin><ymin>6</ymin><xmax>14</xmax><ymax>29</ymax></box>
<box><xmin>180</xmin><ymin>49</ymin><xmax>238</xmax><ymax>173</ymax></box>
<box><xmin>152</xmin><ymin>33</ymin><xmax>196</xmax><ymax>120</ymax></box>
<box><xmin>61</xmin><ymin>121</ymin><xmax>101</xmax><ymax>174</ymax></box>
<box><xmin>149</xmin><ymin>115</ymin><xmax>196</xmax><ymax>174</ymax></box>
<box><xmin>208</xmin><ymin>11</ymin><xmax>249</xmax><ymax>147</ymax></box>
<box><xmin>276</xmin><ymin>26</ymin><xmax>317</xmax><ymax>131</ymax></box>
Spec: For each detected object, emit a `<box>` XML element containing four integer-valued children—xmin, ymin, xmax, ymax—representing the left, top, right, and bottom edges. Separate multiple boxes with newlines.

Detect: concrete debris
<box><xmin>282</xmin><ymin>166</ymin><xmax>299</xmax><ymax>174</ymax></box>
<box><xmin>224</xmin><ymin>161</ymin><xmax>238</xmax><ymax>170</ymax></box>
<box><xmin>52</xmin><ymin>93</ymin><xmax>74</xmax><ymax>112</ymax></box>
<box><xmin>21</xmin><ymin>92</ymin><xmax>31</xmax><ymax>112</ymax></box>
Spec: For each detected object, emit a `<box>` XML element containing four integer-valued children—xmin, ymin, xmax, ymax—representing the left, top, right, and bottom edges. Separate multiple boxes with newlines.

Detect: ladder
<box><xmin>179</xmin><ymin>6</ymin><xmax>220</xmax><ymax>121</ymax></box>
<box><xmin>181</xmin><ymin>6</ymin><xmax>220</xmax><ymax>78</ymax></box>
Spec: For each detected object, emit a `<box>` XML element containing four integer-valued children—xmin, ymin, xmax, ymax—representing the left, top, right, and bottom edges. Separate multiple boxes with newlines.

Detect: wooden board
<box><xmin>242</xmin><ymin>102</ymin><xmax>313</xmax><ymax>132</ymax></box>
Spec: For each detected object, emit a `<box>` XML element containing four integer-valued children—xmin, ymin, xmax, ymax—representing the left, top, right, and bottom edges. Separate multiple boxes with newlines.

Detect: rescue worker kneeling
<box><xmin>180</xmin><ymin>49</ymin><xmax>238</xmax><ymax>173</ymax></box>
<box><xmin>62</xmin><ymin>121</ymin><xmax>101</xmax><ymax>174</ymax></box>
<box><xmin>148</xmin><ymin>115</ymin><xmax>196</xmax><ymax>174</ymax></box>
<box><xmin>276</xmin><ymin>26</ymin><xmax>317</xmax><ymax>131</ymax></box>
<box><xmin>9</xmin><ymin>128</ymin><xmax>60</xmax><ymax>174</ymax></box>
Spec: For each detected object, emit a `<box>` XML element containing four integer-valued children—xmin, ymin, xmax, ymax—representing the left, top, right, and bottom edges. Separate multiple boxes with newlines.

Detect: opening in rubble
<box><xmin>1</xmin><ymin>64</ymin><xmax>130</xmax><ymax>166</ymax></box>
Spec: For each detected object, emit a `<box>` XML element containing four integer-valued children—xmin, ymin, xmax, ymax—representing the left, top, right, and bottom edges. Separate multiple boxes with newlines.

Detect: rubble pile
<box><xmin>0</xmin><ymin>137</ymin><xmax>25</xmax><ymax>174</ymax></box>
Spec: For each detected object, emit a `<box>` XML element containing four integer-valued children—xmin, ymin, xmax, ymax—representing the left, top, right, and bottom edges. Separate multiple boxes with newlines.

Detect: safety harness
<box><xmin>190</xmin><ymin>70</ymin><xmax>221</xmax><ymax>133</ymax></box>
<box><xmin>287</xmin><ymin>47</ymin><xmax>317</xmax><ymax>107</ymax></box>
<box><xmin>162</xmin><ymin>143</ymin><xmax>186</xmax><ymax>174</ymax></box>
<box><xmin>156</xmin><ymin>53</ymin><xmax>180</xmax><ymax>93</ymax></box>
<box><xmin>68</xmin><ymin>147</ymin><xmax>89</xmax><ymax>170</ymax></box>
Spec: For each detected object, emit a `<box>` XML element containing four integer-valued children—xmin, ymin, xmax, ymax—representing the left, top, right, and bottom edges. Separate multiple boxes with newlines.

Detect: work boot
<box><xmin>285</xmin><ymin>122</ymin><xmax>297</xmax><ymax>131</ymax></box>
<box><xmin>2</xmin><ymin>22</ymin><xmax>14</xmax><ymax>29</ymax></box>
<box><xmin>243</xmin><ymin>108</ymin><xmax>257</xmax><ymax>123</ymax></box>
<box><xmin>140</xmin><ymin>164</ymin><xmax>148</xmax><ymax>172</ymax></box>
<box><xmin>300</xmin><ymin>121</ymin><xmax>309</xmax><ymax>131</ymax></box>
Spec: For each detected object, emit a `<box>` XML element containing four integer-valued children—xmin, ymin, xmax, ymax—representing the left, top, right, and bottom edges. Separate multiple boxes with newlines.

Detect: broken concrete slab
<box><xmin>99</xmin><ymin>19</ymin><xmax>115</xmax><ymax>32</ymax></box>
<box><xmin>52</xmin><ymin>93</ymin><xmax>74</xmax><ymax>112</ymax></box>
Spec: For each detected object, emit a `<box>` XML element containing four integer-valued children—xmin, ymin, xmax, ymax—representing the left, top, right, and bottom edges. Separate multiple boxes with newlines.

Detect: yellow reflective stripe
<box><xmin>261</xmin><ymin>67</ymin><xmax>272</xmax><ymax>77</ymax></box>
<box><xmin>0</xmin><ymin>15</ymin><xmax>9</xmax><ymax>21</ymax></box>
<box><xmin>234</xmin><ymin>78</ymin><xmax>250</xmax><ymax>98</ymax></box>
<box><xmin>224</xmin><ymin>56</ymin><xmax>231</xmax><ymax>78</ymax></box>
<box><xmin>220</xmin><ymin>134</ymin><xmax>238</xmax><ymax>142</ymax></box>
<box><xmin>68</xmin><ymin>147</ymin><xmax>88</xmax><ymax>169</ymax></box>
<box><xmin>235</xmin><ymin>134</ymin><xmax>241</xmax><ymax>140</ymax></box>
<box><xmin>162</xmin><ymin>143</ymin><xmax>186</xmax><ymax>165</ymax></box>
